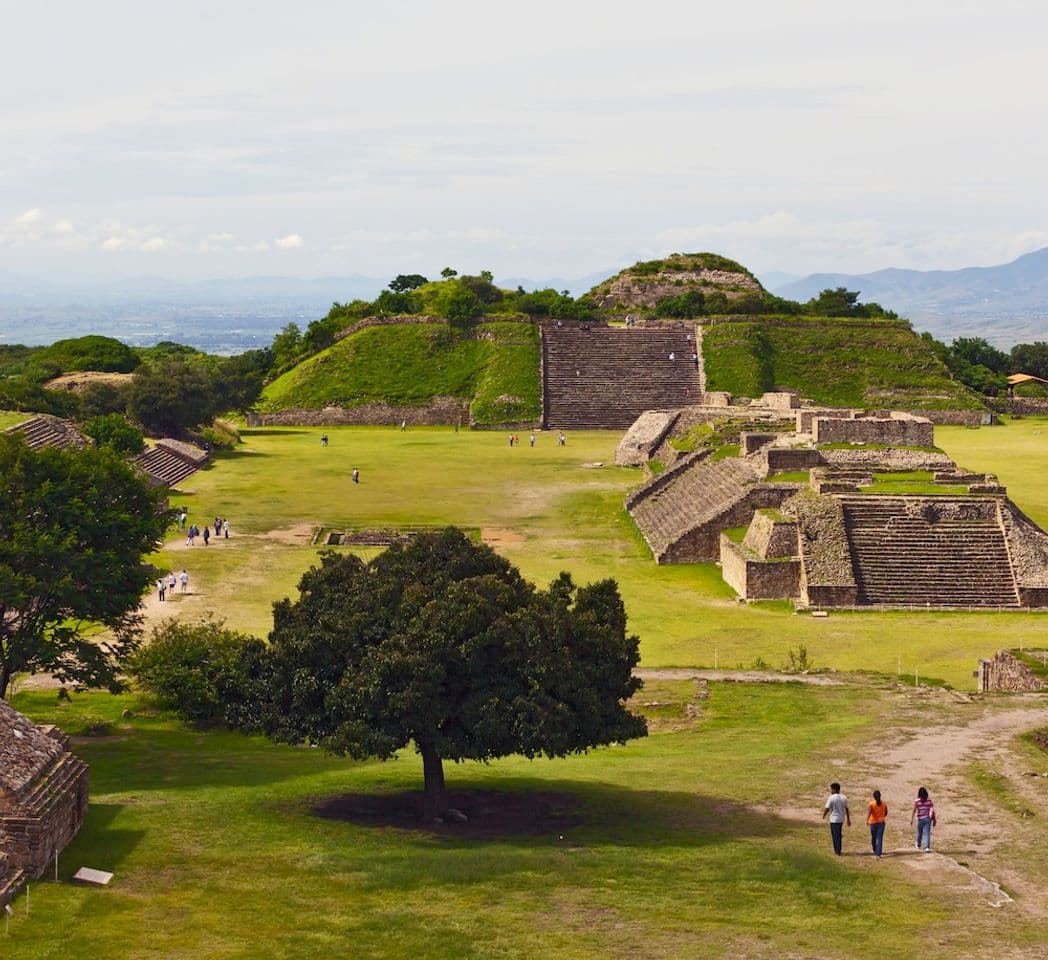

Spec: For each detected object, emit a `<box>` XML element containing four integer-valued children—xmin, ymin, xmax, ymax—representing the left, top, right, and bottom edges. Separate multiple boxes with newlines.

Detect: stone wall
<box><xmin>822</xmin><ymin>447</ymin><xmax>954</xmax><ymax>472</ymax></box>
<box><xmin>743</xmin><ymin>510</ymin><xmax>800</xmax><ymax>559</ymax></box>
<box><xmin>796</xmin><ymin>408</ymin><xmax>854</xmax><ymax>432</ymax></box>
<box><xmin>720</xmin><ymin>536</ymin><xmax>802</xmax><ymax>600</ymax></box>
<box><xmin>900</xmin><ymin>408</ymin><xmax>995</xmax><ymax>425</ymax></box>
<box><xmin>766</xmin><ymin>447</ymin><xmax>823</xmax><ymax>471</ymax></box>
<box><xmin>740</xmin><ymin>432</ymin><xmax>778</xmax><ymax>455</ymax></box>
<box><xmin>1010</xmin><ymin>398</ymin><xmax>1048</xmax><ymax>416</ymax></box>
<box><xmin>977</xmin><ymin>650</ymin><xmax>1047</xmax><ymax>692</ymax></box>
<box><xmin>249</xmin><ymin>397</ymin><xmax>473</xmax><ymax>428</ymax></box>
<box><xmin>812</xmin><ymin>416</ymin><xmax>934</xmax><ymax>447</ymax></box>
<box><xmin>760</xmin><ymin>391</ymin><xmax>800</xmax><ymax>410</ymax></box>
<box><xmin>660</xmin><ymin>486</ymin><xmax>793</xmax><ymax>562</ymax></box>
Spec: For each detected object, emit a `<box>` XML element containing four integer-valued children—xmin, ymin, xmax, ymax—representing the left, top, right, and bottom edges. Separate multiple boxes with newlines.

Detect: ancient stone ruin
<box><xmin>134</xmin><ymin>438</ymin><xmax>209</xmax><ymax>487</ymax></box>
<box><xmin>0</xmin><ymin>700</ymin><xmax>89</xmax><ymax>907</ymax></box>
<box><xmin>622</xmin><ymin>400</ymin><xmax>1048</xmax><ymax>609</ymax></box>
<box><xmin>541</xmin><ymin>321</ymin><xmax>702</xmax><ymax>430</ymax></box>
<box><xmin>976</xmin><ymin>651</ymin><xmax>1047</xmax><ymax>693</ymax></box>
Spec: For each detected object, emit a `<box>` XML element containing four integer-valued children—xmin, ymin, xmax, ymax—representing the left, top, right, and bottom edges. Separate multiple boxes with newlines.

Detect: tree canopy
<box><xmin>0</xmin><ymin>435</ymin><xmax>170</xmax><ymax>698</ymax></box>
<box><xmin>252</xmin><ymin>528</ymin><xmax>646</xmax><ymax>819</ymax></box>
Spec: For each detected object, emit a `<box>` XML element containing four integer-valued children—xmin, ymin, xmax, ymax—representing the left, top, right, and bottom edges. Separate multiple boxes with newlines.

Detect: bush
<box><xmin>199</xmin><ymin>420</ymin><xmax>240</xmax><ymax>450</ymax></box>
<box><xmin>127</xmin><ymin>360</ymin><xmax>217</xmax><ymax>435</ymax></box>
<box><xmin>655</xmin><ymin>290</ymin><xmax>706</xmax><ymax>318</ymax></box>
<box><xmin>127</xmin><ymin>618</ymin><xmax>265</xmax><ymax>725</ymax></box>
<box><xmin>435</xmin><ymin>282</ymin><xmax>484</xmax><ymax>330</ymax></box>
<box><xmin>34</xmin><ymin>335</ymin><xmax>140</xmax><ymax>374</ymax></box>
<box><xmin>82</xmin><ymin>413</ymin><xmax>144</xmax><ymax>455</ymax></box>
<box><xmin>0</xmin><ymin>377</ymin><xmax>80</xmax><ymax>416</ymax></box>
<box><xmin>78</xmin><ymin>381</ymin><xmax>129</xmax><ymax>418</ymax></box>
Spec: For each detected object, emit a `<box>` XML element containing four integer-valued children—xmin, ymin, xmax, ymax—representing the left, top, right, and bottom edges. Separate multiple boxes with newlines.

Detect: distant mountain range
<box><xmin>3</xmin><ymin>250</ymin><xmax>1047</xmax><ymax>352</ymax></box>
<box><xmin>770</xmin><ymin>247</ymin><xmax>1048</xmax><ymax>346</ymax></box>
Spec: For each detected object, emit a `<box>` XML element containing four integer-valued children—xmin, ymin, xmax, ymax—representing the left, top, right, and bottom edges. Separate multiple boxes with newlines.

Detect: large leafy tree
<box><xmin>126</xmin><ymin>360</ymin><xmax>217</xmax><ymax>434</ymax></box>
<box><xmin>255</xmin><ymin>528</ymin><xmax>646</xmax><ymax>819</ymax></box>
<box><xmin>0</xmin><ymin>435</ymin><xmax>171</xmax><ymax>698</ymax></box>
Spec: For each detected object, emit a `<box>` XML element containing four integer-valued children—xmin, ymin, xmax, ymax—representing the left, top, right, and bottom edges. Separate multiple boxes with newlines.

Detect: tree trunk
<box><xmin>420</xmin><ymin>742</ymin><xmax>447</xmax><ymax>820</ymax></box>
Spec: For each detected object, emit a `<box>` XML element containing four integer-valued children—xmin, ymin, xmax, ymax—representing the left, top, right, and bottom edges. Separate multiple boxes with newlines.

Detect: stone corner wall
<box><xmin>812</xmin><ymin>416</ymin><xmax>934</xmax><ymax>446</ymax></box>
<box><xmin>251</xmin><ymin>397</ymin><xmax>471</xmax><ymax>428</ymax></box>
<box><xmin>977</xmin><ymin>650</ymin><xmax>1047</xmax><ymax>692</ymax></box>
<box><xmin>719</xmin><ymin>534</ymin><xmax>801</xmax><ymax>600</ymax></box>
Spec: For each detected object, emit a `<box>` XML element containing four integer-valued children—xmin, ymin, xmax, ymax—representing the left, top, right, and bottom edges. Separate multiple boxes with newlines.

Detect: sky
<box><xmin>2</xmin><ymin>0</ymin><xmax>1048</xmax><ymax>284</ymax></box>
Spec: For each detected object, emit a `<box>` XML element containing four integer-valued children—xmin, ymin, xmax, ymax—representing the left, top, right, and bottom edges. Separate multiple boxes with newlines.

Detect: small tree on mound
<box><xmin>253</xmin><ymin>528</ymin><xmax>646</xmax><ymax>819</ymax></box>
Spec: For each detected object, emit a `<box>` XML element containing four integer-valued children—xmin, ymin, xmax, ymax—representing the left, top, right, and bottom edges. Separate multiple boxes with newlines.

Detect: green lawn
<box><xmin>146</xmin><ymin>422</ymin><xmax>1048</xmax><ymax>689</ymax></box>
<box><xmin>4</xmin><ymin>682</ymin><xmax>990</xmax><ymax>960</ymax></box>
<box><xmin>7</xmin><ymin>418</ymin><xmax>1048</xmax><ymax>958</ymax></box>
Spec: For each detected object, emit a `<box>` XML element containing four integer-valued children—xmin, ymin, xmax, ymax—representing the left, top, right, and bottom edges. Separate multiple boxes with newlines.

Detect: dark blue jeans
<box><xmin>869</xmin><ymin>821</ymin><xmax>885</xmax><ymax>856</ymax></box>
<box><xmin>829</xmin><ymin>822</ymin><xmax>843</xmax><ymax>855</ymax></box>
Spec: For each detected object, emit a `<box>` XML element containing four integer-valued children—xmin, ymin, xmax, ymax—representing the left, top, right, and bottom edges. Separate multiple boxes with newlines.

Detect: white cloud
<box><xmin>208</xmin><ymin>231</ymin><xmax>234</xmax><ymax>242</ymax></box>
<box><xmin>142</xmin><ymin>236</ymin><xmax>166</xmax><ymax>252</ymax></box>
<box><xmin>15</xmin><ymin>207</ymin><xmax>42</xmax><ymax>224</ymax></box>
<box><xmin>102</xmin><ymin>235</ymin><xmax>127</xmax><ymax>251</ymax></box>
<box><xmin>53</xmin><ymin>219</ymin><xmax>75</xmax><ymax>234</ymax></box>
<box><xmin>275</xmin><ymin>233</ymin><xmax>303</xmax><ymax>249</ymax></box>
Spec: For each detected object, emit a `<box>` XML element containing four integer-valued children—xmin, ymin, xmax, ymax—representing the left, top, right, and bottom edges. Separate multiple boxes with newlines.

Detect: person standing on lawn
<box><xmin>911</xmin><ymin>787</ymin><xmax>936</xmax><ymax>851</ymax></box>
<box><xmin>867</xmin><ymin>790</ymin><xmax>888</xmax><ymax>857</ymax></box>
<box><xmin>822</xmin><ymin>782</ymin><xmax>851</xmax><ymax>855</ymax></box>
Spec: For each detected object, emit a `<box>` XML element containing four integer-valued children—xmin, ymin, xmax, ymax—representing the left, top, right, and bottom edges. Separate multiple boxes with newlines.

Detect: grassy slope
<box><xmin>702</xmin><ymin>317</ymin><xmax>984</xmax><ymax>410</ymax></box>
<box><xmin>260</xmin><ymin>322</ymin><xmax>540</xmax><ymax>424</ymax></box>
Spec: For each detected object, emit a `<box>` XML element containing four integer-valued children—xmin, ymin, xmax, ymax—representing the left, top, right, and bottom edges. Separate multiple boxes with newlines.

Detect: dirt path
<box><xmin>815</xmin><ymin>700</ymin><xmax>1047</xmax><ymax>911</ymax></box>
<box><xmin>635</xmin><ymin>667</ymin><xmax>842</xmax><ymax>686</ymax></box>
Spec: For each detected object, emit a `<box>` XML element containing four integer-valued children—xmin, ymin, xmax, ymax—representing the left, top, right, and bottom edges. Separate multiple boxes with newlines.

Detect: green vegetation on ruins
<box><xmin>261</xmin><ymin>321</ymin><xmax>541</xmax><ymax>424</ymax></box>
<box><xmin>702</xmin><ymin>317</ymin><xmax>984</xmax><ymax>410</ymax></box>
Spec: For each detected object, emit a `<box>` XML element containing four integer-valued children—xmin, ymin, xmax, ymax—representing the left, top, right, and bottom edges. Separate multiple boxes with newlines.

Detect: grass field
<box><xmin>5</xmin><ymin>416</ymin><xmax>1048</xmax><ymax>959</ymax></box>
<box><xmin>142</xmin><ymin>419</ymin><xmax>1048</xmax><ymax>689</ymax></box>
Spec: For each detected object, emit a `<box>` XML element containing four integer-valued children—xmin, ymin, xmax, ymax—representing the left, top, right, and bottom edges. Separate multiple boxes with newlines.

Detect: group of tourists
<box><xmin>507</xmin><ymin>432</ymin><xmax>567</xmax><ymax>447</ymax></box>
<box><xmin>181</xmin><ymin>513</ymin><xmax>231</xmax><ymax>546</ymax></box>
<box><xmin>155</xmin><ymin>569</ymin><xmax>190</xmax><ymax>601</ymax></box>
<box><xmin>822</xmin><ymin>783</ymin><xmax>937</xmax><ymax>857</ymax></box>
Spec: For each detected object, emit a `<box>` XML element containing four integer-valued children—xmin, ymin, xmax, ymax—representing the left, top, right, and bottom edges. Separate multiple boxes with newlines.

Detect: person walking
<box><xmin>223</xmin><ymin>518</ymin><xmax>230</xmax><ymax>539</ymax></box>
<box><xmin>179</xmin><ymin>509</ymin><xmax>187</xmax><ymax>530</ymax></box>
<box><xmin>867</xmin><ymin>790</ymin><xmax>888</xmax><ymax>857</ymax></box>
<box><xmin>558</xmin><ymin>432</ymin><xmax>566</xmax><ymax>446</ymax></box>
<box><xmin>529</xmin><ymin>434</ymin><xmax>535</xmax><ymax>447</ymax></box>
<box><xmin>910</xmin><ymin>787</ymin><xmax>936</xmax><ymax>851</ymax></box>
<box><xmin>202</xmin><ymin>525</ymin><xmax>210</xmax><ymax>546</ymax></box>
<box><xmin>168</xmin><ymin>572</ymin><xmax>177</xmax><ymax>595</ymax></box>
<box><xmin>179</xmin><ymin>570</ymin><xmax>189</xmax><ymax>593</ymax></box>
<box><xmin>822</xmin><ymin>782</ymin><xmax>851</xmax><ymax>855</ymax></box>
<box><xmin>352</xmin><ymin>467</ymin><xmax>360</xmax><ymax>484</ymax></box>
<box><xmin>321</xmin><ymin>434</ymin><xmax>328</xmax><ymax>446</ymax></box>
<box><xmin>157</xmin><ymin>577</ymin><xmax>166</xmax><ymax>602</ymax></box>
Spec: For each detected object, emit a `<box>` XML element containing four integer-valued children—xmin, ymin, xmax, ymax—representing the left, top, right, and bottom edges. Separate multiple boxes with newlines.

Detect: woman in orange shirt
<box><xmin>867</xmin><ymin>790</ymin><xmax>888</xmax><ymax>857</ymax></box>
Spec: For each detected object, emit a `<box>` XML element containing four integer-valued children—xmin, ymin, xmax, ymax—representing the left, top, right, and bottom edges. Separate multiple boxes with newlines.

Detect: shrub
<box><xmin>435</xmin><ymin>282</ymin><xmax>484</xmax><ymax>330</ymax></box>
<box><xmin>82</xmin><ymin>413</ymin><xmax>145</xmax><ymax>455</ymax></box>
<box><xmin>655</xmin><ymin>290</ymin><xmax>706</xmax><ymax>318</ymax></box>
<box><xmin>127</xmin><ymin>618</ymin><xmax>265</xmax><ymax>725</ymax></box>
<box><xmin>199</xmin><ymin>420</ymin><xmax>240</xmax><ymax>450</ymax></box>
<box><xmin>34</xmin><ymin>335</ymin><xmax>140</xmax><ymax>374</ymax></box>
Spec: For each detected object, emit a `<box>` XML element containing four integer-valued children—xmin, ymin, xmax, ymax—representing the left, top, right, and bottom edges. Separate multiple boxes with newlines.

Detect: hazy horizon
<box><xmin>3</xmin><ymin>2</ymin><xmax>1047</xmax><ymax>286</ymax></box>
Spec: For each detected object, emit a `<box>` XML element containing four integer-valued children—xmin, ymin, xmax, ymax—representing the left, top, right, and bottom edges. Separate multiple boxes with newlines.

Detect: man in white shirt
<box><xmin>821</xmin><ymin>782</ymin><xmax>851</xmax><ymax>855</ymax></box>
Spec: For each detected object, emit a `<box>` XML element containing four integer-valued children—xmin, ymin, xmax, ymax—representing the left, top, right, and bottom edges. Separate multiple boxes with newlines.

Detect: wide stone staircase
<box><xmin>6</xmin><ymin>415</ymin><xmax>89</xmax><ymax>450</ymax></box>
<box><xmin>629</xmin><ymin>455</ymin><xmax>761</xmax><ymax>561</ymax></box>
<box><xmin>542</xmin><ymin>326</ymin><xmax>702</xmax><ymax>429</ymax></box>
<box><xmin>839</xmin><ymin>496</ymin><xmax>1020</xmax><ymax>606</ymax></box>
<box><xmin>134</xmin><ymin>440</ymin><xmax>208</xmax><ymax>488</ymax></box>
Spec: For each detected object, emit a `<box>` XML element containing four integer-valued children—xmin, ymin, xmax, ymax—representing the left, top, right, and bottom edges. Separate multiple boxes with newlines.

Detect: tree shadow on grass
<box><xmin>312</xmin><ymin>777</ymin><xmax>782</xmax><ymax>848</ymax></box>
<box><xmin>60</xmin><ymin>802</ymin><xmax>146</xmax><ymax>876</ymax></box>
<box><xmin>239</xmin><ymin>428</ymin><xmax>310</xmax><ymax>437</ymax></box>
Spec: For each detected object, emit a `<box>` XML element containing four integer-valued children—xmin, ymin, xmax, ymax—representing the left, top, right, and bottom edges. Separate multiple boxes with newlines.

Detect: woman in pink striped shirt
<box><xmin>910</xmin><ymin>786</ymin><xmax>936</xmax><ymax>851</ymax></box>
